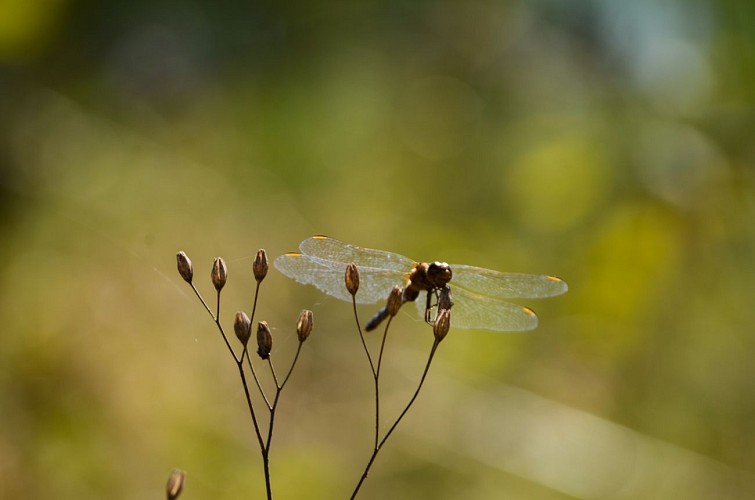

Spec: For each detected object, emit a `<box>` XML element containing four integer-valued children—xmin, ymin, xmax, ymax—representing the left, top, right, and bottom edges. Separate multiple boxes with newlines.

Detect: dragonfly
<box><xmin>274</xmin><ymin>236</ymin><xmax>568</xmax><ymax>332</ymax></box>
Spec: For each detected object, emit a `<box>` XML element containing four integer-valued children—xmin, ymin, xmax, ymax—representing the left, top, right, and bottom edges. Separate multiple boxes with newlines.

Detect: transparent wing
<box><xmin>274</xmin><ymin>252</ymin><xmax>407</xmax><ymax>304</ymax></box>
<box><xmin>451</xmin><ymin>264</ymin><xmax>568</xmax><ymax>299</ymax></box>
<box><xmin>414</xmin><ymin>286</ymin><xmax>539</xmax><ymax>332</ymax></box>
<box><xmin>299</xmin><ymin>235</ymin><xmax>416</xmax><ymax>272</ymax></box>
<box><xmin>277</xmin><ymin>236</ymin><xmax>566</xmax><ymax>331</ymax></box>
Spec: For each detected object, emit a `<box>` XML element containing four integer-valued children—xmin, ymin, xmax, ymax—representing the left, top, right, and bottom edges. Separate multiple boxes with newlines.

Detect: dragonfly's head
<box><xmin>427</xmin><ymin>262</ymin><xmax>452</xmax><ymax>287</ymax></box>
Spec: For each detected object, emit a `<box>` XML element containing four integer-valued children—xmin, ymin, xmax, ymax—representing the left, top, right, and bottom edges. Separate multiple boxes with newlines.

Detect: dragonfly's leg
<box><xmin>424</xmin><ymin>290</ymin><xmax>439</xmax><ymax>324</ymax></box>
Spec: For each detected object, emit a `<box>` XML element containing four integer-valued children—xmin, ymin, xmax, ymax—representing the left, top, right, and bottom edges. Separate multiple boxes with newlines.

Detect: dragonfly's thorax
<box><xmin>403</xmin><ymin>262</ymin><xmax>452</xmax><ymax>302</ymax></box>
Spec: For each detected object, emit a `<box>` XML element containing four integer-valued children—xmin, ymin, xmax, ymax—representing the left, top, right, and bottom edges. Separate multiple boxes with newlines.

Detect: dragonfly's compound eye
<box><xmin>427</xmin><ymin>262</ymin><xmax>452</xmax><ymax>287</ymax></box>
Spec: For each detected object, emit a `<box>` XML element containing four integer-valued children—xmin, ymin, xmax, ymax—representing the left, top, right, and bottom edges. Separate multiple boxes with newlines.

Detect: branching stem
<box><xmin>350</xmin><ymin>338</ymin><xmax>440</xmax><ymax>499</ymax></box>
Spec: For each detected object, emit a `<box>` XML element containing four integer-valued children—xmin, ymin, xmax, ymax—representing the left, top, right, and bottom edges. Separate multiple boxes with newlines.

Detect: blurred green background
<box><xmin>2</xmin><ymin>0</ymin><xmax>754</xmax><ymax>498</ymax></box>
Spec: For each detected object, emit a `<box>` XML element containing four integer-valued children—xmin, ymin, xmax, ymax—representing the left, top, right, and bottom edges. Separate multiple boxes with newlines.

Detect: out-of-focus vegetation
<box><xmin>1</xmin><ymin>1</ymin><xmax>754</xmax><ymax>498</ymax></box>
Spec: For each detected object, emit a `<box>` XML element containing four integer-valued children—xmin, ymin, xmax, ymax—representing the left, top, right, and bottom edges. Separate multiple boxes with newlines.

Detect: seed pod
<box><xmin>387</xmin><ymin>285</ymin><xmax>403</xmax><ymax>317</ymax></box>
<box><xmin>253</xmin><ymin>249</ymin><xmax>268</xmax><ymax>283</ymax></box>
<box><xmin>433</xmin><ymin>308</ymin><xmax>451</xmax><ymax>342</ymax></box>
<box><xmin>345</xmin><ymin>263</ymin><xmax>360</xmax><ymax>296</ymax></box>
<box><xmin>211</xmin><ymin>257</ymin><xmax>227</xmax><ymax>291</ymax></box>
<box><xmin>176</xmin><ymin>252</ymin><xmax>193</xmax><ymax>283</ymax></box>
<box><xmin>166</xmin><ymin>469</ymin><xmax>186</xmax><ymax>500</ymax></box>
<box><xmin>234</xmin><ymin>311</ymin><xmax>251</xmax><ymax>346</ymax></box>
<box><xmin>256</xmin><ymin>321</ymin><xmax>273</xmax><ymax>360</ymax></box>
<box><xmin>296</xmin><ymin>309</ymin><xmax>313</xmax><ymax>342</ymax></box>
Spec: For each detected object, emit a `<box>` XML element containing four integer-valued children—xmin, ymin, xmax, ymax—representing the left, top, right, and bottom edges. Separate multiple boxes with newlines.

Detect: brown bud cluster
<box><xmin>345</xmin><ymin>263</ymin><xmax>360</xmax><ymax>296</ymax></box>
<box><xmin>211</xmin><ymin>257</ymin><xmax>227</xmax><ymax>291</ymax></box>
<box><xmin>253</xmin><ymin>249</ymin><xmax>268</xmax><ymax>283</ymax></box>
<box><xmin>256</xmin><ymin>321</ymin><xmax>273</xmax><ymax>360</ymax></box>
<box><xmin>234</xmin><ymin>311</ymin><xmax>251</xmax><ymax>346</ymax></box>
<box><xmin>166</xmin><ymin>469</ymin><xmax>186</xmax><ymax>500</ymax></box>
<box><xmin>176</xmin><ymin>252</ymin><xmax>193</xmax><ymax>283</ymax></box>
<box><xmin>296</xmin><ymin>309</ymin><xmax>313</xmax><ymax>342</ymax></box>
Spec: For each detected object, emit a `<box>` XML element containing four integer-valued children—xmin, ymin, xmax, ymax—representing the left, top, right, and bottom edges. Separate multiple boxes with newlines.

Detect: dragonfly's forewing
<box><xmin>451</xmin><ymin>265</ymin><xmax>568</xmax><ymax>299</ymax></box>
<box><xmin>274</xmin><ymin>252</ymin><xmax>408</xmax><ymax>304</ymax></box>
<box><xmin>299</xmin><ymin>236</ymin><xmax>415</xmax><ymax>272</ymax></box>
<box><xmin>415</xmin><ymin>287</ymin><xmax>539</xmax><ymax>331</ymax></box>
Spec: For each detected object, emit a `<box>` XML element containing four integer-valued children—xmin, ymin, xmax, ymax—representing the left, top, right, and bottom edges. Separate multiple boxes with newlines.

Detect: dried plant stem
<box><xmin>280</xmin><ymin>342</ymin><xmax>304</xmax><ymax>390</ymax></box>
<box><xmin>250</xmin><ymin>282</ymin><xmax>261</xmax><ymax>328</ymax></box>
<box><xmin>178</xmin><ymin>250</ymin><xmax>311</xmax><ymax>500</ymax></box>
<box><xmin>352</xmin><ymin>299</ymin><xmax>376</xmax><ymax>375</ymax></box>
<box><xmin>349</xmin><ymin>288</ymin><xmax>442</xmax><ymax>499</ymax></box>
<box><xmin>246</xmin><ymin>351</ymin><xmax>272</xmax><ymax>408</ymax></box>
<box><xmin>351</xmin><ymin>298</ymin><xmax>385</xmax><ymax>449</ymax></box>
<box><xmin>350</xmin><ymin>337</ymin><xmax>441</xmax><ymax>499</ymax></box>
<box><xmin>189</xmin><ymin>283</ymin><xmax>238</xmax><ymax>362</ymax></box>
<box><xmin>236</xmin><ymin>354</ymin><xmax>268</xmax><ymax>464</ymax></box>
<box><xmin>188</xmin><ymin>279</ymin><xmax>277</xmax><ymax>499</ymax></box>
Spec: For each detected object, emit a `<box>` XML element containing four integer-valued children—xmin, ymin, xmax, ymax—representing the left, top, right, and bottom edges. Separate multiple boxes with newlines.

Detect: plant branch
<box><xmin>350</xmin><ymin>337</ymin><xmax>441</xmax><ymax>499</ymax></box>
<box><xmin>352</xmin><ymin>297</ymin><xmax>376</xmax><ymax>377</ymax></box>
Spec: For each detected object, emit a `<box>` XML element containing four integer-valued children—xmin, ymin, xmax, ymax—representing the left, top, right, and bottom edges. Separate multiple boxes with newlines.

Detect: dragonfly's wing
<box><xmin>451</xmin><ymin>264</ymin><xmax>568</xmax><ymax>299</ymax></box>
<box><xmin>299</xmin><ymin>236</ymin><xmax>416</xmax><ymax>272</ymax></box>
<box><xmin>415</xmin><ymin>286</ymin><xmax>539</xmax><ymax>332</ymax></box>
<box><xmin>274</xmin><ymin>252</ymin><xmax>406</xmax><ymax>304</ymax></box>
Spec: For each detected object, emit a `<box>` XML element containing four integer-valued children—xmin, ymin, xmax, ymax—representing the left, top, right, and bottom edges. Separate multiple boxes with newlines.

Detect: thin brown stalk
<box><xmin>350</xmin><ymin>338</ymin><xmax>441</xmax><ymax>499</ymax></box>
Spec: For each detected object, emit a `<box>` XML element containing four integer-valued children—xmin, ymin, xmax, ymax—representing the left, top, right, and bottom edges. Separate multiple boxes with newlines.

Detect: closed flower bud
<box><xmin>166</xmin><ymin>469</ymin><xmax>186</xmax><ymax>500</ymax></box>
<box><xmin>387</xmin><ymin>285</ymin><xmax>403</xmax><ymax>317</ymax></box>
<box><xmin>296</xmin><ymin>309</ymin><xmax>313</xmax><ymax>342</ymax></box>
<box><xmin>256</xmin><ymin>321</ymin><xmax>273</xmax><ymax>360</ymax></box>
<box><xmin>253</xmin><ymin>249</ymin><xmax>268</xmax><ymax>282</ymax></box>
<box><xmin>433</xmin><ymin>308</ymin><xmax>451</xmax><ymax>342</ymax></box>
<box><xmin>211</xmin><ymin>257</ymin><xmax>227</xmax><ymax>291</ymax></box>
<box><xmin>345</xmin><ymin>263</ymin><xmax>360</xmax><ymax>296</ymax></box>
<box><xmin>176</xmin><ymin>252</ymin><xmax>193</xmax><ymax>283</ymax></box>
<box><xmin>234</xmin><ymin>311</ymin><xmax>251</xmax><ymax>346</ymax></box>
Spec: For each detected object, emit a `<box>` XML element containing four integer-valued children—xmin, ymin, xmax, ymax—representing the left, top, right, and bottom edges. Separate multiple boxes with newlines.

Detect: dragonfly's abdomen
<box><xmin>365</xmin><ymin>306</ymin><xmax>390</xmax><ymax>331</ymax></box>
